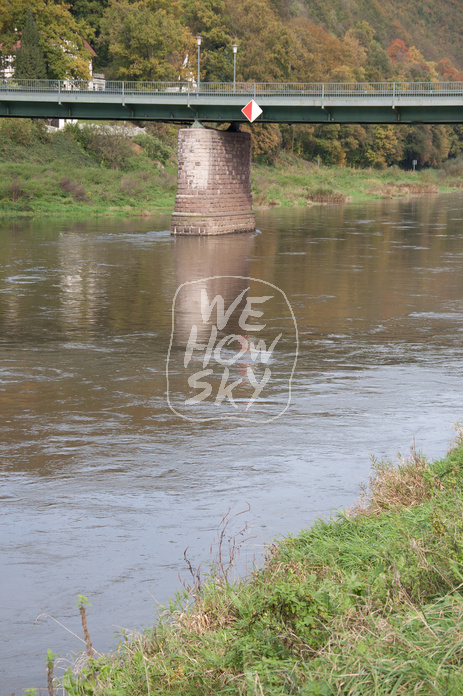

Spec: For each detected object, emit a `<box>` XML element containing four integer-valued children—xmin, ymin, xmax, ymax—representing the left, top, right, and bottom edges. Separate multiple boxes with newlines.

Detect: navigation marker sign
<box><xmin>241</xmin><ymin>99</ymin><xmax>263</xmax><ymax>123</ymax></box>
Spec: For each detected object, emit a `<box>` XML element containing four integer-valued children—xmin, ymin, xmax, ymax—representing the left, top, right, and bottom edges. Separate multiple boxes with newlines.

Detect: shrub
<box><xmin>0</xmin><ymin>119</ymin><xmax>35</xmax><ymax>146</ymax></box>
<box><xmin>9</xmin><ymin>175</ymin><xmax>26</xmax><ymax>202</ymax></box>
<box><xmin>60</xmin><ymin>177</ymin><xmax>88</xmax><ymax>202</ymax></box>
<box><xmin>0</xmin><ymin>118</ymin><xmax>51</xmax><ymax>146</ymax></box>
<box><xmin>157</xmin><ymin>170</ymin><xmax>177</xmax><ymax>192</ymax></box>
<box><xmin>133</xmin><ymin>134</ymin><xmax>172</xmax><ymax>164</ymax></box>
<box><xmin>119</xmin><ymin>175</ymin><xmax>146</xmax><ymax>197</ymax></box>
<box><xmin>64</xmin><ymin>124</ymin><xmax>133</xmax><ymax>170</ymax></box>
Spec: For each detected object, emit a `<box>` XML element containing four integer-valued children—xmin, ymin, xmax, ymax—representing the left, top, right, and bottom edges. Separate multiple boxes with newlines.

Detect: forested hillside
<box><xmin>2</xmin><ymin>0</ymin><xmax>463</xmax><ymax>169</ymax></box>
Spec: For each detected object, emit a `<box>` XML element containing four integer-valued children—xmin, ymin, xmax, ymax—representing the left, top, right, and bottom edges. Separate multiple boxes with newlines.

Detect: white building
<box><xmin>0</xmin><ymin>36</ymin><xmax>101</xmax><ymax>86</ymax></box>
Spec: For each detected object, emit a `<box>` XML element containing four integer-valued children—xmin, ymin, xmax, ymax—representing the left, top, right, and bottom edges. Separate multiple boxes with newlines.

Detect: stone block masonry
<box><xmin>171</xmin><ymin>127</ymin><xmax>256</xmax><ymax>236</ymax></box>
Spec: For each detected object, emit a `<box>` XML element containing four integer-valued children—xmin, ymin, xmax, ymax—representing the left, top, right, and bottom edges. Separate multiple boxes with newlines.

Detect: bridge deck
<box><xmin>2</xmin><ymin>80</ymin><xmax>463</xmax><ymax>123</ymax></box>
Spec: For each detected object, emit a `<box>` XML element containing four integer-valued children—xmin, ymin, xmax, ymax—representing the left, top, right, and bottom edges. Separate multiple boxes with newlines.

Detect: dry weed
<box><xmin>60</xmin><ymin>177</ymin><xmax>88</xmax><ymax>202</ymax></box>
<box><xmin>351</xmin><ymin>448</ymin><xmax>444</xmax><ymax>517</ymax></box>
<box><xmin>372</xmin><ymin>183</ymin><xmax>438</xmax><ymax>198</ymax></box>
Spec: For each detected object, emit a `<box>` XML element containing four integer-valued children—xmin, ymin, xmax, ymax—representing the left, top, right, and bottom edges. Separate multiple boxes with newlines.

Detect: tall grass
<box><xmin>251</xmin><ymin>159</ymin><xmax>457</xmax><ymax>208</ymax></box>
<box><xmin>57</xmin><ymin>426</ymin><xmax>463</xmax><ymax>695</ymax></box>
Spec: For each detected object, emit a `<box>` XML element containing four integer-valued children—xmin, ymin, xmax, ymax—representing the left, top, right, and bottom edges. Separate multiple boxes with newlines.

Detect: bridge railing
<box><xmin>2</xmin><ymin>78</ymin><xmax>463</xmax><ymax>97</ymax></box>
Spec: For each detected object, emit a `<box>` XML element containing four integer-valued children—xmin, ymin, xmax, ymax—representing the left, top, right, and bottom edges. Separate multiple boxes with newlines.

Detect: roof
<box><xmin>0</xmin><ymin>37</ymin><xmax>97</xmax><ymax>57</ymax></box>
<box><xmin>83</xmin><ymin>39</ymin><xmax>97</xmax><ymax>57</ymax></box>
<box><xmin>0</xmin><ymin>39</ymin><xmax>21</xmax><ymax>52</ymax></box>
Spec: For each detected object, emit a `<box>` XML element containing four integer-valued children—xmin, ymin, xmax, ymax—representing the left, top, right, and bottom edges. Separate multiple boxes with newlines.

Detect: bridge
<box><xmin>2</xmin><ymin>79</ymin><xmax>463</xmax><ymax>123</ymax></box>
<box><xmin>4</xmin><ymin>78</ymin><xmax>463</xmax><ymax>237</ymax></box>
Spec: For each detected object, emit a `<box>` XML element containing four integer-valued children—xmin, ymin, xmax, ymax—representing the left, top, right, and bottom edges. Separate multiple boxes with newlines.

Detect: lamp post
<box><xmin>196</xmin><ymin>35</ymin><xmax>202</xmax><ymax>93</ymax></box>
<box><xmin>232</xmin><ymin>44</ymin><xmax>238</xmax><ymax>93</ymax></box>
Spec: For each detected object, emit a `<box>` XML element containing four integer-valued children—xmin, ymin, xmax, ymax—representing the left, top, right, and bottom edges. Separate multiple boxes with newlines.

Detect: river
<box><xmin>1</xmin><ymin>194</ymin><xmax>463</xmax><ymax>693</ymax></box>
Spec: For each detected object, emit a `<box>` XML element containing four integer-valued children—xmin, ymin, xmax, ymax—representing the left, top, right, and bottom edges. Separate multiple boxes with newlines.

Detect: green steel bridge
<box><xmin>2</xmin><ymin>79</ymin><xmax>463</xmax><ymax>123</ymax></box>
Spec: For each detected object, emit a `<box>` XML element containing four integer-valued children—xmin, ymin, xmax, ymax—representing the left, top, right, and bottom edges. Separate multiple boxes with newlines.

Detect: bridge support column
<box><xmin>171</xmin><ymin>125</ymin><xmax>255</xmax><ymax>236</ymax></box>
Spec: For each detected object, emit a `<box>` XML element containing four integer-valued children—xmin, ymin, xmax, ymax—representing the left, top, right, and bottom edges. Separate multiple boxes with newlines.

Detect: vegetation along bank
<box><xmin>1</xmin><ymin>119</ymin><xmax>463</xmax><ymax>220</ymax></box>
<box><xmin>5</xmin><ymin>0</ymin><xmax>463</xmax><ymax>218</ymax></box>
<box><xmin>50</xmin><ymin>426</ymin><xmax>463</xmax><ymax>695</ymax></box>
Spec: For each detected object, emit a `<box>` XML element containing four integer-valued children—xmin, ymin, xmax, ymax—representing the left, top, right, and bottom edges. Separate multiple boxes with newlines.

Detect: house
<box><xmin>0</xmin><ymin>38</ymin><xmax>21</xmax><ymax>79</ymax></box>
<box><xmin>0</xmin><ymin>35</ymin><xmax>105</xmax><ymax>128</ymax></box>
<box><xmin>0</xmin><ymin>35</ymin><xmax>101</xmax><ymax>86</ymax></box>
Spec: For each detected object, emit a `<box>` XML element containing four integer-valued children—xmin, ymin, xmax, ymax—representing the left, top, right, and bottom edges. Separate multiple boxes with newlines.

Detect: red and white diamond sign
<box><xmin>241</xmin><ymin>99</ymin><xmax>263</xmax><ymax>123</ymax></box>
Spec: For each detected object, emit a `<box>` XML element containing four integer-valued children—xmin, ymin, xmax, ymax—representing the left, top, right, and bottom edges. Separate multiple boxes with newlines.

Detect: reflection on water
<box><xmin>170</xmin><ymin>233</ymin><xmax>297</xmax><ymax>422</ymax></box>
<box><xmin>1</xmin><ymin>196</ymin><xmax>463</xmax><ymax>692</ymax></box>
<box><xmin>173</xmin><ymin>233</ymin><xmax>255</xmax><ymax>344</ymax></box>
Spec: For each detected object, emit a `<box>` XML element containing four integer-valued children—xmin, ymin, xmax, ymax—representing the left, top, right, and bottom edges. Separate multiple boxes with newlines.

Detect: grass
<box><xmin>251</xmin><ymin>152</ymin><xmax>463</xmax><ymax>208</ymax></box>
<box><xmin>54</xmin><ymin>424</ymin><xmax>463</xmax><ymax>695</ymax></box>
<box><xmin>2</xmin><ymin>121</ymin><xmax>463</xmax><ymax>221</ymax></box>
<box><xmin>0</xmin><ymin>120</ymin><xmax>177</xmax><ymax>220</ymax></box>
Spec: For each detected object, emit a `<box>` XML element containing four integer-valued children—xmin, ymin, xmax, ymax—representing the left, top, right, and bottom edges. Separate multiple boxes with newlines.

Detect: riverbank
<box><xmin>59</xmin><ymin>427</ymin><xmax>463</xmax><ymax>695</ymax></box>
<box><xmin>1</xmin><ymin>121</ymin><xmax>463</xmax><ymax>220</ymax></box>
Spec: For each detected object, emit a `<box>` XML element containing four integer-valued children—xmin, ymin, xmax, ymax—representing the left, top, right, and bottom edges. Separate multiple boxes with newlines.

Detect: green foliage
<box><xmin>0</xmin><ymin>118</ymin><xmax>45</xmax><ymax>146</ymax></box>
<box><xmin>65</xmin><ymin>123</ymin><xmax>133</xmax><ymax>170</ymax></box>
<box><xmin>0</xmin><ymin>0</ymin><xmax>94</xmax><ymax>79</ymax></box>
<box><xmin>3</xmin><ymin>0</ymin><xmax>462</xmax><ymax>169</ymax></box>
<box><xmin>133</xmin><ymin>133</ymin><xmax>172</xmax><ymax>164</ymax></box>
<box><xmin>101</xmin><ymin>0</ymin><xmax>195</xmax><ymax>81</ymax></box>
<box><xmin>77</xmin><ymin>594</ymin><xmax>91</xmax><ymax>609</ymax></box>
<box><xmin>46</xmin><ymin>648</ymin><xmax>58</xmax><ymax>666</ymax></box>
<box><xmin>14</xmin><ymin>8</ymin><xmax>46</xmax><ymax>79</ymax></box>
<box><xmin>181</xmin><ymin>0</ymin><xmax>232</xmax><ymax>81</ymax></box>
<box><xmin>69</xmin><ymin>0</ymin><xmax>109</xmax><ymax>37</ymax></box>
<box><xmin>0</xmin><ymin>121</ymin><xmax>179</xmax><ymax>218</ymax></box>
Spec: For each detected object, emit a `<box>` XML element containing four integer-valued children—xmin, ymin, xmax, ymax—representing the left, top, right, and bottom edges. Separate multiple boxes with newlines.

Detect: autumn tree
<box><xmin>242</xmin><ymin>123</ymin><xmax>281</xmax><ymax>163</ymax></box>
<box><xmin>181</xmin><ymin>0</ymin><xmax>232</xmax><ymax>82</ymax></box>
<box><xmin>0</xmin><ymin>0</ymin><xmax>93</xmax><ymax>79</ymax></box>
<box><xmin>225</xmin><ymin>0</ymin><xmax>292</xmax><ymax>81</ymax></box>
<box><xmin>437</xmin><ymin>59</ymin><xmax>463</xmax><ymax>82</ymax></box>
<box><xmin>287</xmin><ymin>18</ymin><xmax>357</xmax><ymax>82</ymax></box>
<box><xmin>102</xmin><ymin>0</ymin><xmax>196</xmax><ymax>81</ymax></box>
<box><xmin>402</xmin><ymin>125</ymin><xmax>450</xmax><ymax>167</ymax></box>
<box><xmin>387</xmin><ymin>39</ymin><xmax>410</xmax><ymax>65</ymax></box>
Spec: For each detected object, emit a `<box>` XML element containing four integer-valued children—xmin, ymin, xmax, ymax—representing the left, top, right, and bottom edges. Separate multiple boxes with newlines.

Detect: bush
<box><xmin>119</xmin><ymin>175</ymin><xmax>146</xmax><ymax>197</ymax></box>
<box><xmin>0</xmin><ymin>118</ymin><xmax>50</xmax><ymax>146</ymax></box>
<box><xmin>64</xmin><ymin>124</ymin><xmax>134</xmax><ymax>170</ymax></box>
<box><xmin>133</xmin><ymin>133</ymin><xmax>172</xmax><ymax>164</ymax></box>
<box><xmin>9</xmin><ymin>175</ymin><xmax>26</xmax><ymax>202</ymax></box>
<box><xmin>60</xmin><ymin>177</ymin><xmax>88</xmax><ymax>202</ymax></box>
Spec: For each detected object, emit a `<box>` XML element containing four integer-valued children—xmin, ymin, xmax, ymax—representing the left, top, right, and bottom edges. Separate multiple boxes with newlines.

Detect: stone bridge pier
<box><xmin>170</xmin><ymin>124</ymin><xmax>255</xmax><ymax>236</ymax></box>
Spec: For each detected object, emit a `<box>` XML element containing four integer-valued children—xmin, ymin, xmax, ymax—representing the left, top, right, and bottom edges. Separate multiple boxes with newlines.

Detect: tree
<box><xmin>402</xmin><ymin>125</ymin><xmax>449</xmax><ymax>168</ymax></box>
<box><xmin>69</xmin><ymin>0</ymin><xmax>109</xmax><ymax>37</ymax></box>
<box><xmin>0</xmin><ymin>0</ymin><xmax>93</xmax><ymax>79</ymax></box>
<box><xmin>225</xmin><ymin>0</ymin><xmax>292</xmax><ymax>82</ymax></box>
<box><xmin>387</xmin><ymin>39</ymin><xmax>410</xmax><ymax>64</ymax></box>
<box><xmin>102</xmin><ymin>0</ymin><xmax>196</xmax><ymax>81</ymax></box>
<box><xmin>14</xmin><ymin>8</ymin><xmax>47</xmax><ymax>79</ymax></box>
<box><xmin>181</xmin><ymin>0</ymin><xmax>232</xmax><ymax>82</ymax></box>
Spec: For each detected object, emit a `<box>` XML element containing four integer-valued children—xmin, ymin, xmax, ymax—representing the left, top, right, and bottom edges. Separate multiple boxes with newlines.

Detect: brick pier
<box><xmin>171</xmin><ymin>125</ymin><xmax>255</xmax><ymax>236</ymax></box>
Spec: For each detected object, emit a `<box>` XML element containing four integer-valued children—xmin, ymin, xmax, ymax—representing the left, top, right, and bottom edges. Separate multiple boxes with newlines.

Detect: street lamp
<box><xmin>232</xmin><ymin>44</ymin><xmax>238</xmax><ymax>93</ymax></box>
<box><xmin>196</xmin><ymin>36</ymin><xmax>202</xmax><ymax>93</ymax></box>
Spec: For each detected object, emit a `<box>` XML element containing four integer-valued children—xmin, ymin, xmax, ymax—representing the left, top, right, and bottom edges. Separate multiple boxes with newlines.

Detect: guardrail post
<box><xmin>122</xmin><ymin>81</ymin><xmax>124</xmax><ymax>104</ymax></box>
<box><xmin>58</xmin><ymin>79</ymin><xmax>61</xmax><ymax>104</ymax></box>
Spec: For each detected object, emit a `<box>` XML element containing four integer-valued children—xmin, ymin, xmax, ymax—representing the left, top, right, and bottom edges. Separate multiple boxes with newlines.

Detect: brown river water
<box><xmin>1</xmin><ymin>195</ymin><xmax>463</xmax><ymax>692</ymax></box>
